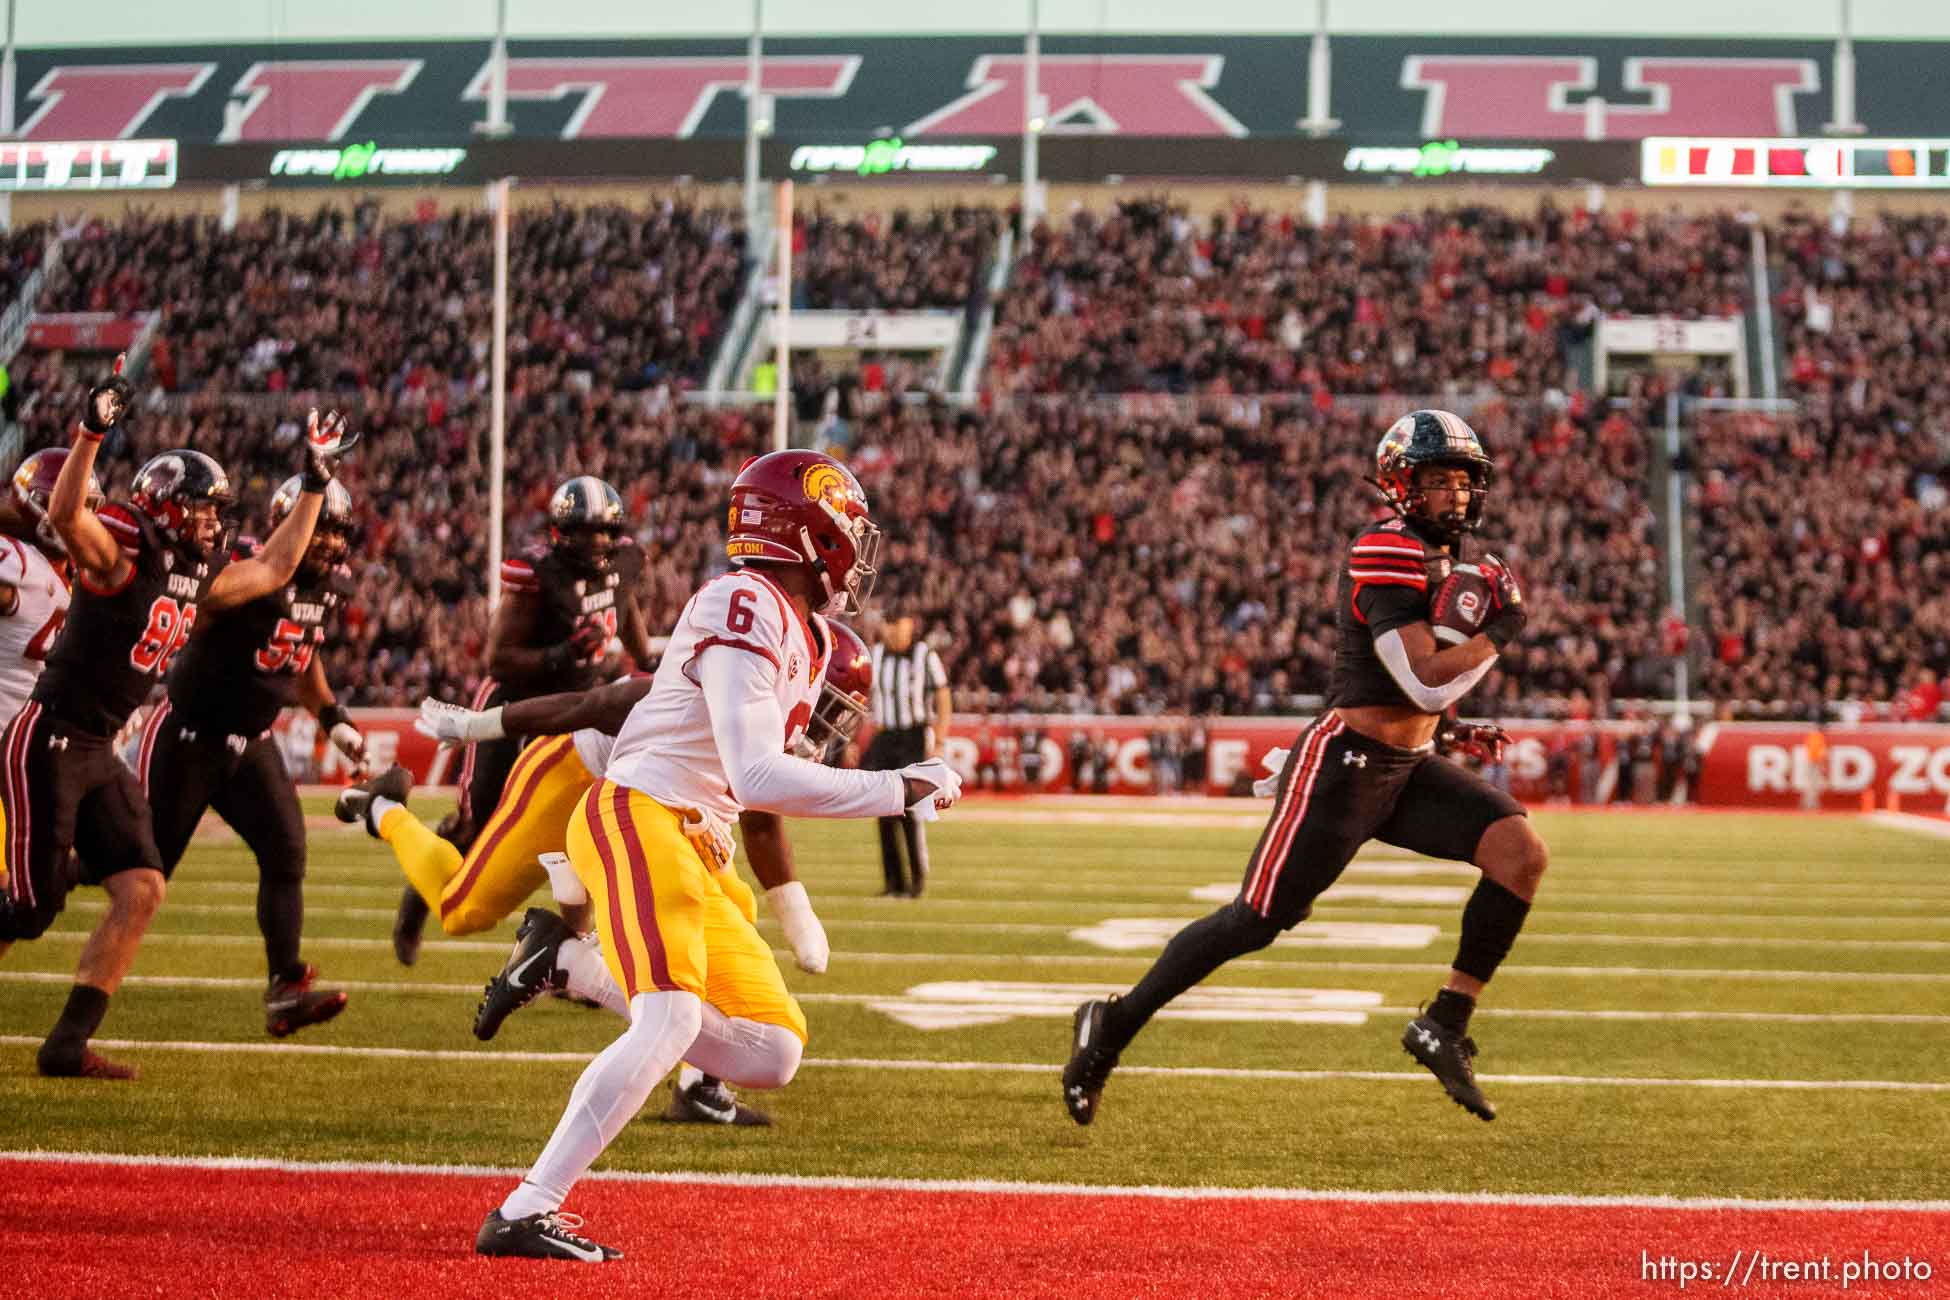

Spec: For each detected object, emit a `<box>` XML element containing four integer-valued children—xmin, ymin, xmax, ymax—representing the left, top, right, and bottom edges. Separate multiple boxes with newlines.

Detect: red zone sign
<box><xmin>6</xmin><ymin>51</ymin><xmax>1825</xmax><ymax>141</ymax></box>
<box><xmin>294</xmin><ymin>713</ymin><xmax>1950</xmax><ymax>810</ymax></box>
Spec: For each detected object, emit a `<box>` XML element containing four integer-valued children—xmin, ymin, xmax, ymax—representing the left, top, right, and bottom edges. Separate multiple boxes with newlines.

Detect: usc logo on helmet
<box><xmin>802</xmin><ymin>462</ymin><xmax>850</xmax><ymax>508</ymax></box>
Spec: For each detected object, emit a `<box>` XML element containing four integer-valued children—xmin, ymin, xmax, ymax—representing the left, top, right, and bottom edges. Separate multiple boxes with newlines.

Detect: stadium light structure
<box><xmin>772</xmin><ymin>179</ymin><xmax>793</xmax><ymax>453</ymax></box>
<box><xmin>0</xmin><ymin>0</ymin><xmax>14</xmax><ymax>231</ymax></box>
<box><xmin>1297</xmin><ymin>0</ymin><xmax>1340</xmax><ymax>138</ymax></box>
<box><xmin>480</xmin><ymin>0</ymin><xmax>512</xmax><ymax>609</ymax></box>
<box><xmin>745</xmin><ymin>0</ymin><xmax>767</xmax><ymax>238</ymax></box>
<box><xmin>1022</xmin><ymin>0</ymin><xmax>1043</xmax><ymax>228</ymax></box>
<box><xmin>1824</xmin><ymin>0</ymin><xmax>1865</xmax><ymax>136</ymax></box>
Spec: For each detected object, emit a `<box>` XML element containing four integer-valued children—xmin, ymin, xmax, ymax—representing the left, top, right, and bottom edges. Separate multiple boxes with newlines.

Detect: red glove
<box><xmin>1439</xmin><ymin>722</ymin><xmax>1512</xmax><ymax>764</ymax></box>
<box><xmin>566</xmin><ymin>620</ymin><xmax>609</xmax><ymax>662</ymax></box>
<box><xmin>1476</xmin><ymin>551</ymin><xmax>1527</xmax><ymax>651</ymax></box>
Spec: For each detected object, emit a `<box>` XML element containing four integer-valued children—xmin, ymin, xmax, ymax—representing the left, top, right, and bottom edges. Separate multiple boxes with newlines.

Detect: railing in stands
<box><xmin>0</xmin><ymin>235</ymin><xmax>62</xmax><ymax>367</ymax></box>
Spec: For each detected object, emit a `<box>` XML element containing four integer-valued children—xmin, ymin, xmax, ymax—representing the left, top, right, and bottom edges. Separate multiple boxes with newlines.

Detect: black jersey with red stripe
<box><xmin>33</xmin><ymin>503</ymin><xmax>224</xmax><ymax>737</ymax></box>
<box><xmin>165</xmin><ymin>556</ymin><xmax>353</xmax><ymax>738</ymax></box>
<box><xmin>1327</xmin><ymin>516</ymin><xmax>1454</xmax><ymax>711</ymax></box>
<box><xmin>496</xmin><ymin>535</ymin><xmax>643</xmax><ymax>701</ymax></box>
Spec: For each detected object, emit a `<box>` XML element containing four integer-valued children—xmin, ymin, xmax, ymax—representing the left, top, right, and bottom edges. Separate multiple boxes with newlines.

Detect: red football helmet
<box><xmin>11</xmin><ymin>448</ymin><xmax>102</xmax><ymax>558</ymax></box>
<box><xmin>725</xmin><ymin>450</ymin><xmax>879</xmax><ymax>615</ymax></box>
<box><xmin>796</xmin><ymin>619</ymin><xmax>873</xmax><ymax>759</ymax></box>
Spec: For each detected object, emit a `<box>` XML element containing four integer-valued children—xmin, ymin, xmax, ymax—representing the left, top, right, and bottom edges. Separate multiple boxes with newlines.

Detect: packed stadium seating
<box><xmin>3</xmin><ymin>198</ymin><xmax>1942</xmax><ymax>722</ymax></box>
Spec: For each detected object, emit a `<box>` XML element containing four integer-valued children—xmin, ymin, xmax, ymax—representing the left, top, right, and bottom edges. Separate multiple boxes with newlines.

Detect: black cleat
<box><xmin>475</xmin><ymin>1208</ymin><xmax>621</xmax><ymax>1261</ymax></box>
<box><xmin>1403</xmin><ymin>1012</ymin><xmax>1496</xmax><ymax>1121</ymax></box>
<box><xmin>37</xmin><ymin>1043</ymin><xmax>138</xmax><ymax>1081</ymax></box>
<box><xmin>391</xmin><ymin>887</ymin><xmax>429</xmax><ymax>967</ymax></box>
<box><xmin>661</xmin><ymin>1074</ymin><xmax>773</xmax><ymax>1126</ymax></box>
<box><xmin>334</xmin><ymin>764</ymin><xmax>412</xmax><ymax>838</ymax></box>
<box><xmin>474</xmin><ymin>908</ymin><xmax>573</xmax><ymax>1041</ymax></box>
<box><xmin>1061</xmin><ymin>996</ymin><xmax>1122</xmax><ymax>1126</ymax></box>
<box><xmin>265</xmin><ymin>964</ymin><xmax>349</xmax><ymax>1038</ymax></box>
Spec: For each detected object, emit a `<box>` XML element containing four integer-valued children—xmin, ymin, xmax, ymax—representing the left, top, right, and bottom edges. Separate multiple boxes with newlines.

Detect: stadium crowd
<box><xmin>984</xmin><ymin>200</ymin><xmax>1752</xmax><ymax>399</ymax></box>
<box><xmin>1689</xmin><ymin>210</ymin><xmax>1950</xmax><ymax>723</ymax></box>
<box><xmin>4</xmin><ymin>198</ymin><xmax>1942</xmax><ymax>724</ymax></box>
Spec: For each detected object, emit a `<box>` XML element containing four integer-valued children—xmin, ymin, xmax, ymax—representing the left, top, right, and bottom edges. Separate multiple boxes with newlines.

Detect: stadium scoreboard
<box><xmin>1643</xmin><ymin>137</ymin><xmax>1950</xmax><ymax>188</ymax></box>
<box><xmin>0</xmin><ymin>140</ymin><xmax>177</xmax><ymax>190</ymax></box>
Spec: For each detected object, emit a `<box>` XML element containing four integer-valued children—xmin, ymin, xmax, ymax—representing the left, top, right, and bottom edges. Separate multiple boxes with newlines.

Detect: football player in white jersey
<box><xmin>470</xmin><ymin>450</ymin><xmax>961</xmax><ymax>1262</ymax></box>
<box><xmin>0</xmin><ymin>449</ymin><xmax>103</xmax><ymax>880</ymax></box>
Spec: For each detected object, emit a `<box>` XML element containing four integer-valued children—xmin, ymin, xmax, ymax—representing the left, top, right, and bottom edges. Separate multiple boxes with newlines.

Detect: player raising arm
<box><xmin>1062</xmin><ymin>410</ymin><xmax>1549</xmax><ymax>1128</ymax></box>
<box><xmin>0</xmin><ymin>366</ymin><xmax>354</xmax><ymax>1081</ymax></box>
<box><xmin>140</xmin><ymin>474</ymin><xmax>367</xmax><ymax>1039</ymax></box>
<box><xmin>473</xmin><ymin>450</ymin><xmax>958</xmax><ymax>1262</ymax></box>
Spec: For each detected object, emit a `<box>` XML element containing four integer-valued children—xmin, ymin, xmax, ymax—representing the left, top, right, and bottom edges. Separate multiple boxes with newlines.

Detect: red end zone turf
<box><xmin>2</xmin><ymin>1157</ymin><xmax>1943</xmax><ymax>1299</ymax></box>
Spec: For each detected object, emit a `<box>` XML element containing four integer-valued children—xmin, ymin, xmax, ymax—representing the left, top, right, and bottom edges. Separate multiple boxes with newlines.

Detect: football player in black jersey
<box><xmin>138</xmin><ymin>475</ymin><xmax>365</xmax><ymax>1038</ymax></box>
<box><xmin>1062</xmin><ymin>410</ymin><xmax>1548</xmax><ymax>1125</ymax></box>
<box><xmin>0</xmin><ymin>366</ymin><xmax>355</xmax><ymax>1080</ymax></box>
<box><xmin>391</xmin><ymin>475</ymin><xmax>652</xmax><ymax>964</ymax></box>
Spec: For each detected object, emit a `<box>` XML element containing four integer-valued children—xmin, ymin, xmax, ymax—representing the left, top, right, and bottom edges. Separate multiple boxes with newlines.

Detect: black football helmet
<box><xmin>548</xmin><ymin>475</ymin><xmax>626</xmax><ymax>575</ymax></box>
<box><xmin>271</xmin><ymin>475</ymin><xmax>354</xmax><ymax>575</ymax></box>
<box><xmin>1372</xmin><ymin>409</ymin><xmax>1494</xmax><ymax>539</ymax></box>
<box><xmin>132</xmin><ymin>449</ymin><xmax>234</xmax><ymax>557</ymax></box>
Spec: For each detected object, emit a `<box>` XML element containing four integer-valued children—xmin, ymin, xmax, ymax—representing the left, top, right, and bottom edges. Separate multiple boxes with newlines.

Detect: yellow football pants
<box><xmin>566</xmin><ymin>779</ymin><xmax>806</xmax><ymax>1043</ymax></box>
<box><xmin>379</xmin><ymin>734</ymin><xmax>594</xmax><ymax>936</ymax></box>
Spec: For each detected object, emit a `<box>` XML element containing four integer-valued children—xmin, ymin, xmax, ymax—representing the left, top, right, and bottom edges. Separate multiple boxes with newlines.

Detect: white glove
<box><xmin>765</xmin><ymin>880</ymin><xmax>829</xmax><ymax>974</ymax></box>
<box><xmin>1252</xmin><ymin>747</ymin><xmax>1291</xmax><ymax>799</ymax></box>
<box><xmin>305</xmin><ymin>406</ymin><xmax>361</xmax><ymax>462</ymax></box>
<box><xmin>328</xmin><ymin>721</ymin><xmax>368</xmax><ymax>776</ymax></box>
<box><xmin>414</xmin><ymin>698</ymin><xmax>505</xmax><ymax>744</ymax></box>
<box><xmin>897</xmin><ymin>756</ymin><xmax>964</xmax><ymax>822</ymax></box>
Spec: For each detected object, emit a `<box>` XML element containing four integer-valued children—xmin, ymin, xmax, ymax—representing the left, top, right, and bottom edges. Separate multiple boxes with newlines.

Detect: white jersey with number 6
<box><xmin>0</xmin><ymin>534</ymin><xmax>71</xmax><ymax>723</ymax></box>
<box><xmin>603</xmin><ymin>568</ymin><xmax>902</xmax><ymax>823</ymax></box>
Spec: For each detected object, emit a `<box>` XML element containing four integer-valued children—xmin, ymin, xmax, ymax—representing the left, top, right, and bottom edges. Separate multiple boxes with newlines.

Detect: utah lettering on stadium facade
<box><xmin>6</xmin><ymin>38</ymin><xmax>1946</xmax><ymax>142</ymax></box>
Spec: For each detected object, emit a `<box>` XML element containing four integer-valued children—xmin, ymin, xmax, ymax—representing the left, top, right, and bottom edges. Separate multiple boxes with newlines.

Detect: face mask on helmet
<box><xmin>793</xmin><ymin>620</ymin><xmax>873</xmax><ymax>759</ymax></box>
<box><xmin>548</xmin><ymin>476</ymin><xmax>626</xmax><ymax>575</ymax></box>
<box><xmin>133</xmin><ymin>450</ymin><xmax>235</xmax><ymax>557</ymax></box>
<box><xmin>1372</xmin><ymin>410</ymin><xmax>1494</xmax><ymax>541</ymax></box>
<box><xmin>552</xmin><ymin>524</ymin><xmax>621</xmax><ymax>575</ymax></box>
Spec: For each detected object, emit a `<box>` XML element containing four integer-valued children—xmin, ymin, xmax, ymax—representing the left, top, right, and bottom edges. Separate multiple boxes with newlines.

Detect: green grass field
<box><xmin>3</xmin><ymin>800</ymin><xmax>1946</xmax><ymax>1203</ymax></box>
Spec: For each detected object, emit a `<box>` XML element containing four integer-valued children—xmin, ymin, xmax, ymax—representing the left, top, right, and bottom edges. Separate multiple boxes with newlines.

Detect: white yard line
<box><xmin>5</xmin><ymin>1147</ymin><xmax>1947</xmax><ymax>1213</ymax></box>
<box><xmin>1864</xmin><ymin>811</ymin><xmax>1950</xmax><ymax>840</ymax></box>
<box><xmin>2</xmin><ymin>970</ymin><xmax>1943</xmax><ymax>1025</ymax></box>
<box><xmin>50</xmin><ymin>905</ymin><xmax>1950</xmax><ymax>949</ymax></box>
<box><xmin>18</xmin><ymin>929</ymin><xmax>1950</xmax><ymax>980</ymax></box>
<box><xmin>0</xmin><ymin>1035</ymin><xmax>1942</xmax><ymax>1095</ymax></box>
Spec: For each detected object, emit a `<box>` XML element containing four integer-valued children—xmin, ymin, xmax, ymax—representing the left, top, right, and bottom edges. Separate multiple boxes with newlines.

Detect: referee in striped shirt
<box><xmin>863</xmin><ymin>615</ymin><xmax>951</xmax><ymax>896</ymax></box>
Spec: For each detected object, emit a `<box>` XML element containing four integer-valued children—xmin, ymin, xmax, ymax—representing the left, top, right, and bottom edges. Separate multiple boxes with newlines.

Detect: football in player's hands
<box><xmin>1476</xmin><ymin>551</ymin><xmax>1528</xmax><ymax>651</ymax></box>
<box><xmin>1429</xmin><ymin>563</ymin><xmax>1494</xmax><ymax>647</ymax></box>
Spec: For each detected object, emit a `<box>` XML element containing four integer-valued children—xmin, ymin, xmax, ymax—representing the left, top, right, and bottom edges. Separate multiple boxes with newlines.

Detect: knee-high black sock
<box><xmin>876</xmin><ymin>816</ymin><xmax>906</xmax><ymax>892</ymax></box>
<box><xmin>259</xmin><ymin>874</ymin><xmax>306</xmax><ymax>984</ymax></box>
<box><xmin>1451</xmin><ymin>878</ymin><xmax>1532</xmax><ymax>984</ymax></box>
<box><xmin>901</xmin><ymin>813</ymin><xmax>928</xmax><ymax>894</ymax></box>
<box><xmin>1101</xmin><ymin>901</ymin><xmax>1283</xmax><ymax>1056</ymax></box>
<box><xmin>39</xmin><ymin>984</ymin><xmax>111</xmax><ymax>1069</ymax></box>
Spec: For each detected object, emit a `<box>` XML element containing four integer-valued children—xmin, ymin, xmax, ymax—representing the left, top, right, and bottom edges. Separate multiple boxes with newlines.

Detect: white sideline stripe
<box><xmin>1865</xmin><ymin>811</ymin><xmax>1950</xmax><ymax>840</ymax></box>
<box><xmin>2</xmin><ymin>972</ymin><xmax>1942</xmax><ymax>1025</ymax></box>
<box><xmin>6</xmin><ymin>1148</ymin><xmax>1948</xmax><ymax>1214</ymax></box>
<box><xmin>23</xmin><ymin>929</ymin><xmax>1950</xmax><ymax>980</ymax></box>
<box><xmin>1</xmin><ymin>1037</ymin><xmax>1944</xmax><ymax>1096</ymax></box>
